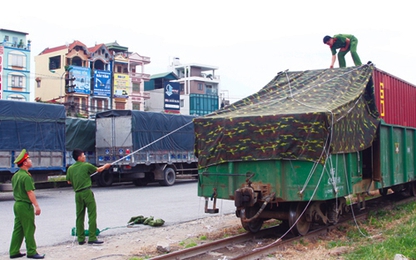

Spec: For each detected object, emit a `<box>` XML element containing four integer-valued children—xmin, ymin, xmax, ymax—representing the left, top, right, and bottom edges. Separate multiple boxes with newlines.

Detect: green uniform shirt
<box><xmin>11</xmin><ymin>169</ymin><xmax>35</xmax><ymax>203</ymax></box>
<box><xmin>66</xmin><ymin>161</ymin><xmax>97</xmax><ymax>192</ymax></box>
<box><xmin>330</xmin><ymin>34</ymin><xmax>355</xmax><ymax>55</ymax></box>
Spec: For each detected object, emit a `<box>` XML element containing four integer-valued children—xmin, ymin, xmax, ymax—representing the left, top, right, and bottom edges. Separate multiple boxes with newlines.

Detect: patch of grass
<box><xmin>199</xmin><ymin>235</ymin><xmax>207</xmax><ymax>240</ymax></box>
<box><xmin>237</xmin><ymin>227</ymin><xmax>246</xmax><ymax>233</ymax></box>
<box><xmin>299</xmin><ymin>238</ymin><xmax>308</xmax><ymax>246</ymax></box>
<box><xmin>184</xmin><ymin>242</ymin><xmax>197</xmax><ymax>248</ymax></box>
<box><xmin>345</xmin><ymin>227</ymin><xmax>368</xmax><ymax>240</ymax></box>
<box><xmin>179</xmin><ymin>238</ymin><xmax>198</xmax><ymax>249</ymax></box>
<box><xmin>327</xmin><ymin>240</ymin><xmax>345</xmax><ymax>249</ymax></box>
<box><xmin>340</xmin><ymin>201</ymin><xmax>416</xmax><ymax>260</ymax></box>
<box><xmin>368</xmin><ymin>215</ymin><xmax>383</xmax><ymax>228</ymax></box>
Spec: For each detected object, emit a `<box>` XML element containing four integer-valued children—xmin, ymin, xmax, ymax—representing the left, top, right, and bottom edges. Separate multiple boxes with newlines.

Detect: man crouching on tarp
<box><xmin>323</xmin><ymin>34</ymin><xmax>362</xmax><ymax>68</ymax></box>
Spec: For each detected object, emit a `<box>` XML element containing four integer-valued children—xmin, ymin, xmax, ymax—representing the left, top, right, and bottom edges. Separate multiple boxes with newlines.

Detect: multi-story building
<box><xmin>35</xmin><ymin>40</ymin><xmax>150</xmax><ymax>117</ymax></box>
<box><xmin>35</xmin><ymin>40</ymin><xmax>105</xmax><ymax>117</ymax></box>
<box><xmin>0</xmin><ymin>29</ymin><xmax>31</xmax><ymax>101</ymax></box>
<box><xmin>106</xmin><ymin>41</ymin><xmax>151</xmax><ymax>111</ymax></box>
<box><xmin>144</xmin><ymin>58</ymin><xmax>221</xmax><ymax>116</ymax></box>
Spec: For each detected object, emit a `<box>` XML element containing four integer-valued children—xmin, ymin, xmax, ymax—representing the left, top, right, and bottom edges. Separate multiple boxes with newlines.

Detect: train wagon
<box><xmin>95</xmin><ymin>110</ymin><xmax>198</xmax><ymax>187</ymax></box>
<box><xmin>0</xmin><ymin>100</ymin><xmax>66</xmax><ymax>189</ymax></box>
<box><xmin>195</xmin><ymin>63</ymin><xmax>416</xmax><ymax>235</ymax></box>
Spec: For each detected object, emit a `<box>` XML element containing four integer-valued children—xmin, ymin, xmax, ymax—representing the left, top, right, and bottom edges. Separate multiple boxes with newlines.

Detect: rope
<box><xmin>343</xmin><ymin>153</ymin><xmax>369</xmax><ymax>237</ymax></box>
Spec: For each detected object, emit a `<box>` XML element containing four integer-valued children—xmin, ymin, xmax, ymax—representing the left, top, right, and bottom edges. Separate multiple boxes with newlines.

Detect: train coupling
<box><xmin>204</xmin><ymin>188</ymin><xmax>219</xmax><ymax>214</ymax></box>
<box><xmin>234</xmin><ymin>186</ymin><xmax>257</xmax><ymax>208</ymax></box>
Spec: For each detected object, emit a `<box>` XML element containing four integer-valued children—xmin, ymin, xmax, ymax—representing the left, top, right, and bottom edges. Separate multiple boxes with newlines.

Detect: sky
<box><xmin>2</xmin><ymin>0</ymin><xmax>415</xmax><ymax>103</ymax></box>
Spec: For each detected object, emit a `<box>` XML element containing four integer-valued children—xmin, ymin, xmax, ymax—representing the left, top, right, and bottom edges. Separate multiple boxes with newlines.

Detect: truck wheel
<box><xmin>159</xmin><ymin>167</ymin><xmax>176</xmax><ymax>186</ymax></box>
<box><xmin>97</xmin><ymin>170</ymin><xmax>113</xmax><ymax>187</ymax></box>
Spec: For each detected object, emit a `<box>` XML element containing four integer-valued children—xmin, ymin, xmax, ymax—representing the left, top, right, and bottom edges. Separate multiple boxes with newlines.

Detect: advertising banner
<box><xmin>164</xmin><ymin>82</ymin><xmax>180</xmax><ymax>112</ymax></box>
<box><xmin>114</xmin><ymin>73</ymin><xmax>129</xmax><ymax>98</ymax></box>
<box><xmin>71</xmin><ymin>66</ymin><xmax>91</xmax><ymax>95</ymax></box>
<box><xmin>93</xmin><ymin>70</ymin><xmax>111</xmax><ymax>97</ymax></box>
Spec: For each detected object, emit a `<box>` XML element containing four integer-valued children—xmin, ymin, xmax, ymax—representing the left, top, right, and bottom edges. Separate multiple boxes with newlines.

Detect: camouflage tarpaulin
<box><xmin>194</xmin><ymin>64</ymin><xmax>380</xmax><ymax>168</ymax></box>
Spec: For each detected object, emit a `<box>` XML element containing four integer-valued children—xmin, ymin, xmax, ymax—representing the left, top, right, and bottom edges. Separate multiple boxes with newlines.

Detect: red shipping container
<box><xmin>373</xmin><ymin>68</ymin><xmax>416</xmax><ymax>128</ymax></box>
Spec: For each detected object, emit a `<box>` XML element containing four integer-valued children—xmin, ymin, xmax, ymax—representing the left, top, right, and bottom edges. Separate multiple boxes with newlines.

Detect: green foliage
<box><xmin>327</xmin><ymin>240</ymin><xmax>344</xmax><ymax>249</ymax></box>
<box><xmin>346</xmin><ymin>227</ymin><xmax>368</xmax><ymax>240</ymax></box>
<box><xmin>299</xmin><ymin>238</ymin><xmax>308</xmax><ymax>246</ymax></box>
<box><xmin>368</xmin><ymin>215</ymin><xmax>383</xmax><ymax>228</ymax></box>
<box><xmin>129</xmin><ymin>257</ymin><xmax>150</xmax><ymax>260</ymax></box>
<box><xmin>199</xmin><ymin>235</ymin><xmax>207</xmax><ymax>240</ymax></box>
<box><xmin>237</xmin><ymin>227</ymin><xmax>246</xmax><ymax>233</ymax></box>
<box><xmin>184</xmin><ymin>242</ymin><xmax>197</xmax><ymax>248</ymax></box>
<box><xmin>179</xmin><ymin>238</ymin><xmax>198</xmax><ymax>249</ymax></box>
<box><xmin>341</xmin><ymin>201</ymin><xmax>416</xmax><ymax>260</ymax></box>
<box><xmin>336</xmin><ymin>225</ymin><xmax>346</xmax><ymax>232</ymax></box>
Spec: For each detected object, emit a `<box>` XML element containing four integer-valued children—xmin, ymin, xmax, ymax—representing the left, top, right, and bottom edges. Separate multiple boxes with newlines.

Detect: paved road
<box><xmin>0</xmin><ymin>180</ymin><xmax>235</xmax><ymax>255</ymax></box>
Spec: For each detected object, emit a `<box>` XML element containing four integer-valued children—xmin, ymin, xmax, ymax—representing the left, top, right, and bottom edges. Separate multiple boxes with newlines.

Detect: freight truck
<box><xmin>94</xmin><ymin>110</ymin><xmax>198</xmax><ymax>187</ymax></box>
<box><xmin>0</xmin><ymin>100</ymin><xmax>66</xmax><ymax>191</ymax></box>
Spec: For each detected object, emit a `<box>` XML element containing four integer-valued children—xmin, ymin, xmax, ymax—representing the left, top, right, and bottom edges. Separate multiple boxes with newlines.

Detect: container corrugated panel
<box><xmin>373</xmin><ymin>68</ymin><xmax>416</xmax><ymax>128</ymax></box>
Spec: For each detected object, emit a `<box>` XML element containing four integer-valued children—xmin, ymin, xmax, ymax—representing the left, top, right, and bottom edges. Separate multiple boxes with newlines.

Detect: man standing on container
<box><xmin>9</xmin><ymin>149</ymin><xmax>45</xmax><ymax>259</ymax></box>
<box><xmin>323</xmin><ymin>34</ymin><xmax>362</xmax><ymax>68</ymax></box>
<box><xmin>66</xmin><ymin>149</ymin><xmax>111</xmax><ymax>245</ymax></box>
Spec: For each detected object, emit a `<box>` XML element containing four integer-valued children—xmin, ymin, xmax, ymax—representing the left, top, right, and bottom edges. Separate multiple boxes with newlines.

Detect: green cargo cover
<box><xmin>65</xmin><ymin>117</ymin><xmax>96</xmax><ymax>152</ymax></box>
<box><xmin>194</xmin><ymin>64</ymin><xmax>380</xmax><ymax>168</ymax></box>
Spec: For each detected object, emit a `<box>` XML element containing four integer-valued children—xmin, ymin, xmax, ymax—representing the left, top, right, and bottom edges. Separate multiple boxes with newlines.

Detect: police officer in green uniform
<box><xmin>323</xmin><ymin>34</ymin><xmax>362</xmax><ymax>68</ymax></box>
<box><xmin>9</xmin><ymin>149</ymin><xmax>45</xmax><ymax>259</ymax></box>
<box><xmin>66</xmin><ymin>149</ymin><xmax>111</xmax><ymax>245</ymax></box>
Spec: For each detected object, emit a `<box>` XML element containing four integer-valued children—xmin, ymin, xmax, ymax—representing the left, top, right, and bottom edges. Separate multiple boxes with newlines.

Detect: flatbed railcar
<box><xmin>195</xmin><ymin>64</ymin><xmax>416</xmax><ymax>235</ymax></box>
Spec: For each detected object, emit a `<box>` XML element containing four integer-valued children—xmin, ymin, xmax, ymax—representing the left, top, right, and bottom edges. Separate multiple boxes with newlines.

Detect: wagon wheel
<box><xmin>240</xmin><ymin>206</ymin><xmax>264</xmax><ymax>233</ymax></box>
<box><xmin>288</xmin><ymin>202</ymin><xmax>310</xmax><ymax>236</ymax></box>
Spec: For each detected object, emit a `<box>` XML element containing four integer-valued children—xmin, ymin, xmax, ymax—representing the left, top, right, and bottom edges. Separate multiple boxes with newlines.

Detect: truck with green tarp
<box><xmin>94</xmin><ymin>110</ymin><xmax>198</xmax><ymax>187</ymax></box>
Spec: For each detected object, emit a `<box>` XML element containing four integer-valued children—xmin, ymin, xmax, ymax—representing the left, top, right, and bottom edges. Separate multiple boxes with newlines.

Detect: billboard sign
<box><xmin>93</xmin><ymin>70</ymin><xmax>111</xmax><ymax>97</ymax></box>
<box><xmin>71</xmin><ymin>66</ymin><xmax>91</xmax><ymax>95</ymax></box>
<box><xmin>114</xmin><ymin>73</ymin><xmax>129</xmax><ymax>98</ymax></box>
<box><xmin>164</xmin><ymin>82</ymin><xmax>180</xmax><ymax>112</ymax></box>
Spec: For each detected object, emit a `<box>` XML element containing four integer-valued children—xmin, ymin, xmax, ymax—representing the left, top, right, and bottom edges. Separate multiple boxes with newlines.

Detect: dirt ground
<box><xmin>0</xmin><ymin>213</ymin><xmax>352</xmax><ymax>260</ymax></box>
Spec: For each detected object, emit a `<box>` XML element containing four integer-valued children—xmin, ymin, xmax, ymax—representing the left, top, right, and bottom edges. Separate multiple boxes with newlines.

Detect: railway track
<box><xmin>149</xmin><ymin>194</ymin><xmax>416</xmax><ymax>260</ymax></box>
